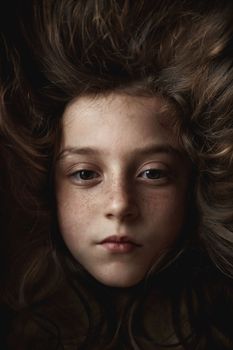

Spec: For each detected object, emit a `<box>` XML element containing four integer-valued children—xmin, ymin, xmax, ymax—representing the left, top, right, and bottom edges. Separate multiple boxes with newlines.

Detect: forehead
<box><xmin>63</xmin><ymin>92</ymin><xmax>178</xmax><ymax>128</ymax></box>
<box><xmin>60</xmin><ymin>93</ymin><xmax>181</xmax><ymax>152</ymax></box>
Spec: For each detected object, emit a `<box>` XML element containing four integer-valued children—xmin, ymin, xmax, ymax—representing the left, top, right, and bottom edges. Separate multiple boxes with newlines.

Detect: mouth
<box><xmin>99</xmin><ymin>235</ymin><xmax>142</xmax><ymax>253</ymax></box>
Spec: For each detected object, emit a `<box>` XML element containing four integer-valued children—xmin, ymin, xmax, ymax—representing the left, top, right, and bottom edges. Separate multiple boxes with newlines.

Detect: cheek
<box><xmin>142</xmin><ymin>188</ymin><xmax>187</xmax><ymax>234</ymax></box>
<box><xmin>56</xmin><ymin>187</ymin><xmax>90</xmax><ymax>242</ymax></box>
<box><xmin>143</xmin><ymin>186</ymin><xmax>186</xmax><ymax>213</ymax></box>
<box><xmin>57</xmin><ymin>204</ymin><xmax>89</xmax><ymax>258</ymax></box>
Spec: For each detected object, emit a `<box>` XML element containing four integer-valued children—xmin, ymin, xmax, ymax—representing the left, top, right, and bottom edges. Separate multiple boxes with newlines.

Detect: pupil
<box><xmin>146</xmin><ymin>170</ymin><xmax>160</xmax><ymax>179</ymax></box>
<box><xmin>80</xmin><ymin>170</ymin><xmax>94</xmax><ymax>180</ymax></box>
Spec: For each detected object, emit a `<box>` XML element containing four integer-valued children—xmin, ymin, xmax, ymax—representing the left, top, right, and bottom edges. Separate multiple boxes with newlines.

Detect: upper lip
<box><xmin>100</xmin><ymin>235</ymin><xmax>142</xmax><ymax>246</ymax></box>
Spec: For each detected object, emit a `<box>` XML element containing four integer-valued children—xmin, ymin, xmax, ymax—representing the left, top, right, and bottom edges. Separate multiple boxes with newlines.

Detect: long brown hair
<box><xmin>2</xmin><ymin>1</ymin><xmax>233</xmax><ymax>349</ymax></box>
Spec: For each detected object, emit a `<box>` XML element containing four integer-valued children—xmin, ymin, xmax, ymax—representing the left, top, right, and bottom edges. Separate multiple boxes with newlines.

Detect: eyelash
<box><xmin>69</xmin><ymin>167</ymin><xmax>170</xmax><ymax>185</ymax></box>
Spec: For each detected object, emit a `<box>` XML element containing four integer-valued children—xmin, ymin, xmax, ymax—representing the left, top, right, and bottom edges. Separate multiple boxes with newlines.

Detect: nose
<box><xmin>104</xmin><ymin>180</ymin><xmax>139</xmax><ymax>222</ymax></box>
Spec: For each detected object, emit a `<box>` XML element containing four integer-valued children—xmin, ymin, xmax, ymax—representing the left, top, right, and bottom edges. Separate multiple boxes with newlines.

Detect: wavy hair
<box><xmin>2</xmin><ymin>0</ymin><xmax>233</xmax><ymax>349</ymax></box>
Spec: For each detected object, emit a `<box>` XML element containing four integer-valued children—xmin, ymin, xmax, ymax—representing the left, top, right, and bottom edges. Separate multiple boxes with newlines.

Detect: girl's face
<box><xmin>55</xmin><ymin>93</ymin><xmax>191</xmax><ymax>287</ymax></box>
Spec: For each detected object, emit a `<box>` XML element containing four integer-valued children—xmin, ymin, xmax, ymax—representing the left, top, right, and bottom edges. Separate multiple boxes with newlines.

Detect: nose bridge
<box><xmin>110</xmin><ymin>176</ymin><xmax>130</xmax><ymax>202</ymax></box>
<box><xmin>104</xmin><ymin>168</ymin><xmax>138</xmax><ymax>220</ymax></box>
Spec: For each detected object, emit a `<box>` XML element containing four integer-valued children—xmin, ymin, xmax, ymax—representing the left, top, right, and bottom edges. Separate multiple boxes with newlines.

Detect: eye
<box><xmin>70</xmin><ymin>169</ymin><xmax>100</xmax><ymax>182</ymax></box>
<box><xmin>138</xmin><ymin>168</ymin><xmax>169</xmax><ymax>182</ymax></box>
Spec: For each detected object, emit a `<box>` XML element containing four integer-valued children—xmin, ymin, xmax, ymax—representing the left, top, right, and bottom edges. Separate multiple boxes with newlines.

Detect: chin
<box><xmin>94</xmin><ymin>272</ymin><xmax>145</xmax><ymax>288</ymax></box>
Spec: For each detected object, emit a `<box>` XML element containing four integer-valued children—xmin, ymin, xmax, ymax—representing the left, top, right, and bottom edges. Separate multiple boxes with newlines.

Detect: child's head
<box><xmin>13</xmin><ymin>0</ymin><xmax>197</xmax><ymax>289</ymax></box>
<box><xmin>9</xmin><ymin>0</ymin><xmax>232</xmax><ymax>300</ymax></box>
<box><xmin>55</xmin><ymin>92</ymin><xmax>191</xmax><ymax>287</ymax></box>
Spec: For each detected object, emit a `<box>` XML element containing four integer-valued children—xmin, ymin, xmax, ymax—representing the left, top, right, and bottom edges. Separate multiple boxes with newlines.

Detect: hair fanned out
<box><xmin>16</xmin><ymin>0</ymin><xmax>233</xmax><ymax>277</ymax></box>
<box><xmin>1</xmin><ymin>0</ymin><xmax>233</xmax><ymax>348</ymax></box>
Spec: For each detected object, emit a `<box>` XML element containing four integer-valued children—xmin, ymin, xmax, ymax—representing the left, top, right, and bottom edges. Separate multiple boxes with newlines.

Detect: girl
<box><xmin>3</xmin><ymin>0</ymin><xmax>233</xmax><ymax>349</ymax></box>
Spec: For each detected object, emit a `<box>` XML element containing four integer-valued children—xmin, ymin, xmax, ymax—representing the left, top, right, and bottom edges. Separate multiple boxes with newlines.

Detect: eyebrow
<box><xmin>56</xmin><ymin>144</ymin><xmax>184</xmax><ymax>161</ymax></box>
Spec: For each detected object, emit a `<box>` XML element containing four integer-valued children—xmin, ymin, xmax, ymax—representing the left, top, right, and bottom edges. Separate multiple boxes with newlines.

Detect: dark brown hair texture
<box><xmin>1</xmin><ymin>0</ymin><xmax>233</xmax><ymax>349</ymax></box>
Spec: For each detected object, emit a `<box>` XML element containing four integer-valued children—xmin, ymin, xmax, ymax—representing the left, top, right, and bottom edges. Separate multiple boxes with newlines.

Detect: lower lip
<box><xmin>100</xmin><ymin>242</ymin><xmax>138</xmax><ymax>253</ymax></box>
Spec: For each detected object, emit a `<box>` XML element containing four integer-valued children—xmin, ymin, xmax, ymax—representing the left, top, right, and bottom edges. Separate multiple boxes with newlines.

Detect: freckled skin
<box><xmin>55</xmin><ymin>93</ymin><xmax>191</xmax><ymax>287</ymax></box>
